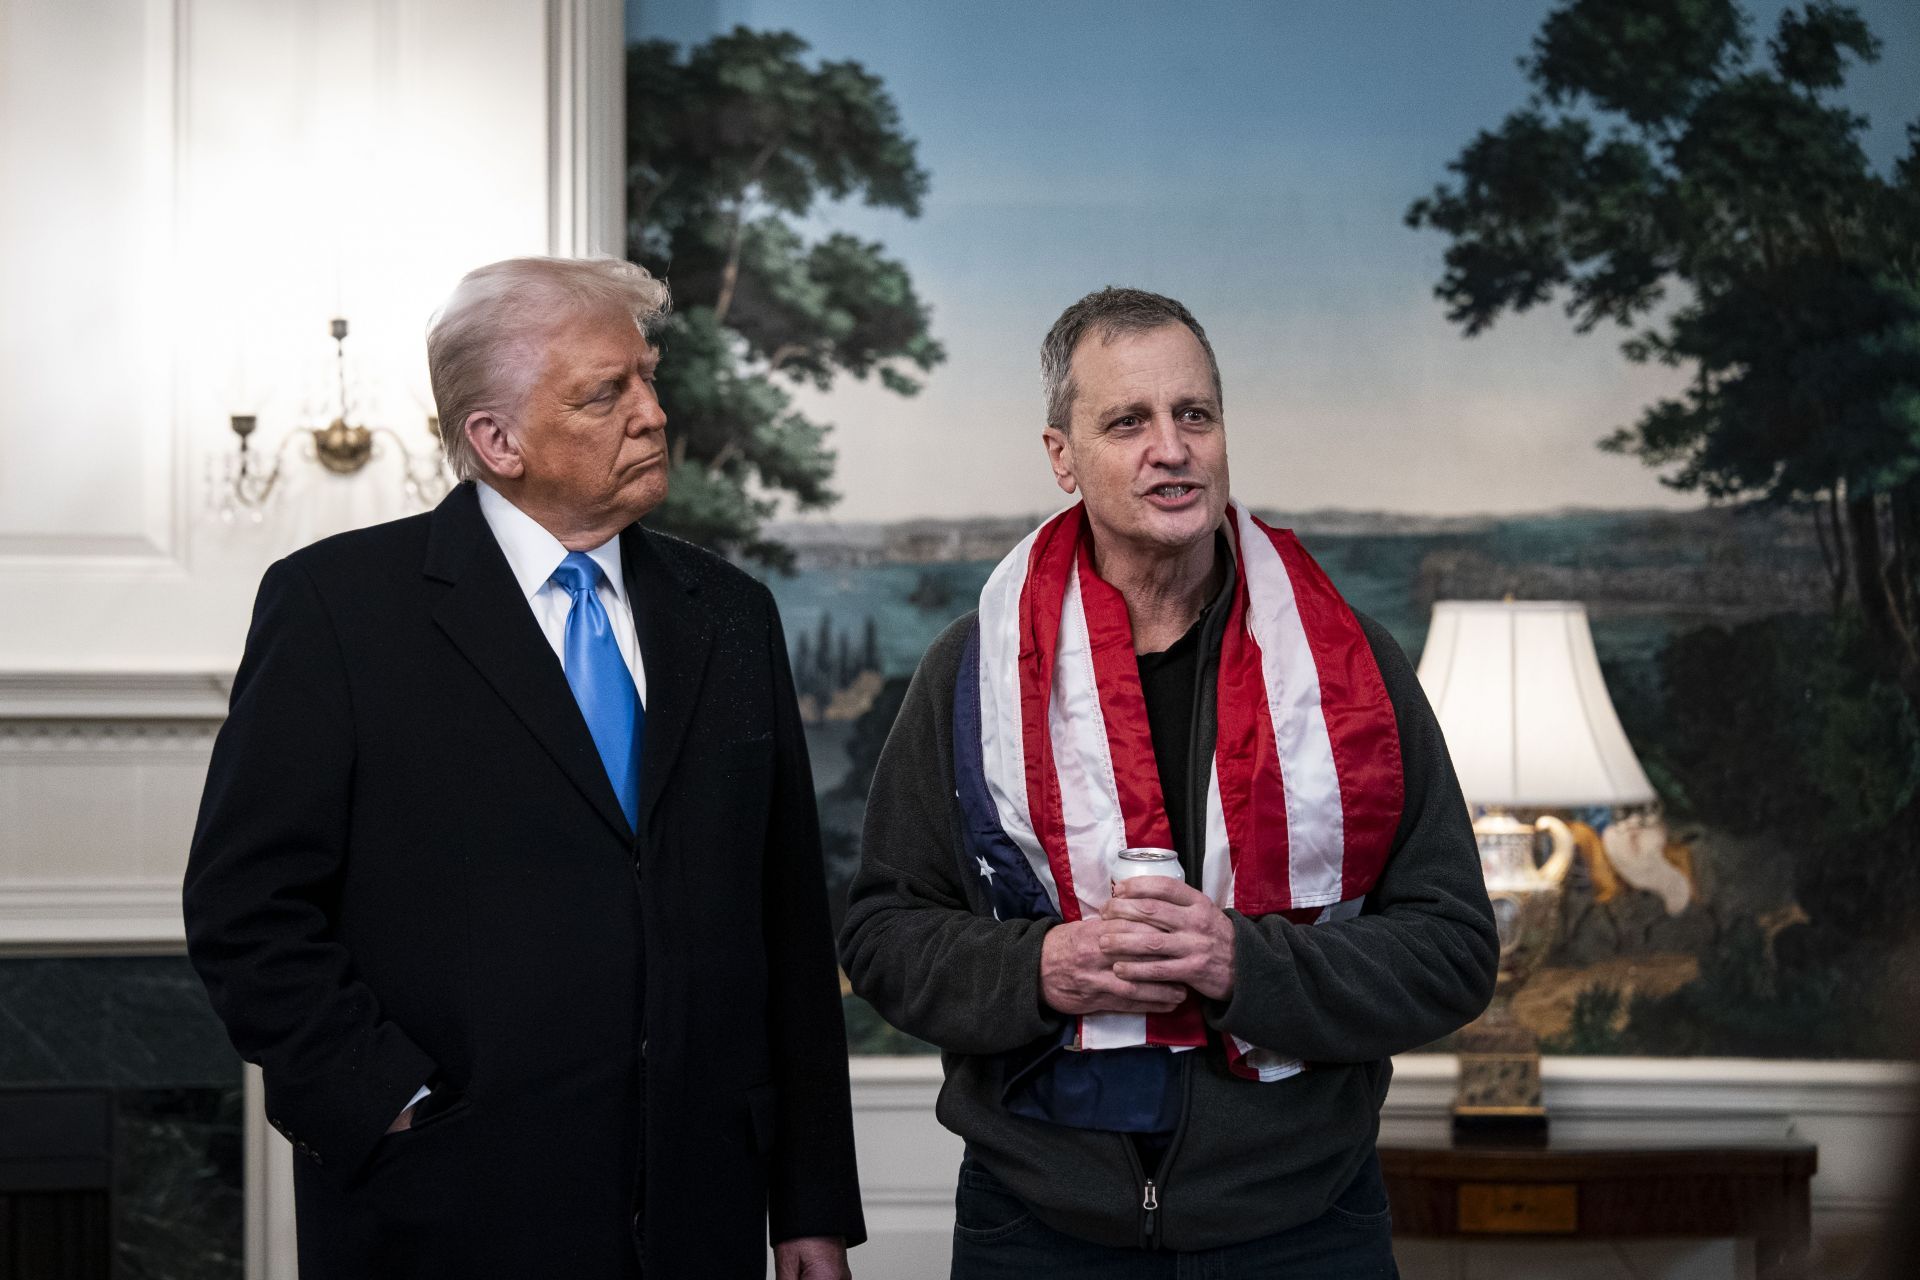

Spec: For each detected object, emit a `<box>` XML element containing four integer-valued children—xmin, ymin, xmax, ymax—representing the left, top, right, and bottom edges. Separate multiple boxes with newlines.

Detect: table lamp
<box><xmin>1417</xmin><ymin>600</ymin><xmax>1657</xmax><ymax>1140</ymax></box>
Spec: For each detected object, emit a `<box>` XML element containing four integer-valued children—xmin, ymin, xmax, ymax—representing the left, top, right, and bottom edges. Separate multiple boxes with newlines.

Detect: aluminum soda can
<box><xmin>1112</xmin><ymin>846</ymin><xmax>1183</xmax><ymax>882</ymax></box>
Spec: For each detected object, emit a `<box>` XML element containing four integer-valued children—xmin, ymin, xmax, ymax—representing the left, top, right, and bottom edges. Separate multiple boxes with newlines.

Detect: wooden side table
<box><xmin>1379</xmin><ymin>1136</ymin><xmax>1818</xmax><ymax>1280</ymax></box>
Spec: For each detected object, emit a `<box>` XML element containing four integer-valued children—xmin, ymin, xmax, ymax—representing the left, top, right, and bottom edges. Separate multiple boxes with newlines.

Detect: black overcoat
<box><xmin>183</xmin><ymin>482</ymin><xmax>865</xmax><ymax>1277</ymax></box>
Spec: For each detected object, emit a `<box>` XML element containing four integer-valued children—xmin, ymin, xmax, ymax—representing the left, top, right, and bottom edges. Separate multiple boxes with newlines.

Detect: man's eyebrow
<box><xmin>567</xmin><ymin>375</ymin><xmax>621</xmax><ymax>403</ymax></box>
<box><xmin>574</xmin><ymin>355</ymin><xmax>659</xmax><ymax>394</ymax></box>
<box><xmin>1092</xmin><ymin>398</ymin><xmax>1153</xmax><ymax>423</ymax></box>
<box><xmin>1092</xmin><ymin>392</ymin><xmax>1219</xmax><ymax>422</ymax></box>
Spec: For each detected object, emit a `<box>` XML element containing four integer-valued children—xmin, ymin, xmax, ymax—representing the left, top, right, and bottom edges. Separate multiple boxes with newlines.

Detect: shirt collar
<box><xmin>475</xmin><ymin>481</ymin><xmax>628</xmax><ymax>605</ymax></box>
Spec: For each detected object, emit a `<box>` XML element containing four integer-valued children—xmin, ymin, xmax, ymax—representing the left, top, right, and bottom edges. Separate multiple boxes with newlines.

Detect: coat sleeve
<box><xmin>183</xmin><ymin>558</ymin><xmax>436</xmax><ymax>1177</ymax></box>
<box><xmin>760</xmin><ymin>600</ymin><xmax>868</xmax><ymax>1248</ymax></box>
<box><xmin>1202</xmin><ymin>615</ymin><xmax>1499</xmax><ymax>1061</ymax></box>
<box><xmin>838</xmin><ymin>621</ymin><xmax>1065</xmax><ymax>1056</ymax></box>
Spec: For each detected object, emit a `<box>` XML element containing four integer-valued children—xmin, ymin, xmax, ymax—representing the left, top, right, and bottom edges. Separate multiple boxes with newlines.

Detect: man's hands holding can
<box><xmin>1039</xmin><ymin>918</ymin><xmax>1189</xmax><ymax>1016</ymax></box>
<box><xmin>1098</xmin><ymin>878</ymin><xmax>1238</xmax><ymax>1003</ymax></box>
<box><xmin>1038</xmin><ymin>876</ymin><xmax>1239</xmax><ymax>1015</ymax></box>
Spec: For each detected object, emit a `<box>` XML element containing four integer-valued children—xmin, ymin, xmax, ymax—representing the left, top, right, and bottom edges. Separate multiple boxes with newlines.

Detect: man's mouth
<box><xmin>1144</xmin><ymin>483</ymin><xmax>1201</xmax><ymax>504</ymax></box>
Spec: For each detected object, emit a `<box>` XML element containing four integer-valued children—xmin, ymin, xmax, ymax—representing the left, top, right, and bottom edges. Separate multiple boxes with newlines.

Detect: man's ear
<box><xmin>465</xmin><ymin>411</ymin><xmax>524</xmax><ymax>480</ymax></box>
<box><xmin>1041</xmin><ymin>425</ymin><xmax>1077</xmax><ymax>496</ymax></box>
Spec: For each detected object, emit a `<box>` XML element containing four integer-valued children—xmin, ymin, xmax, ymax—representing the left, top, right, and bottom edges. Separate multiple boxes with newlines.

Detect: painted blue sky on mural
<box><xmin>627</xmin><ymin>1</ymin><xmax>1920</xmax><ymax>520</ymax></box>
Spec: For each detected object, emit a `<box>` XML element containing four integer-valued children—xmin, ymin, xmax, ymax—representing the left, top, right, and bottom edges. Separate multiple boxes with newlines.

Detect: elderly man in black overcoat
<box><xmin>184</xmin><ymin>257</ymin><xmax>863</xmax><ymax>1278</ymax></box>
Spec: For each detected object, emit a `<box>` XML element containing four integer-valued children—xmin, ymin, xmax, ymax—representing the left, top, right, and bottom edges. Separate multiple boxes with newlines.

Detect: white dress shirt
<box><xmin>400</xmin><ymin>483</ymin><xmax>649</xmax><ymax>1121</ymax></box>
<box><xmin>475</xmin><ymin>480</ymin><xmax>647</xmax><ymax>707</ymax></box>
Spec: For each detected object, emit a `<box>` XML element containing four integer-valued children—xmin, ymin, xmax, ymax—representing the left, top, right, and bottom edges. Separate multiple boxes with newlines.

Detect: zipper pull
<box><xmin>1142</xmin><ymin>1180</ymin><xmax>1158</xmax><ymax>1212</ymax></box>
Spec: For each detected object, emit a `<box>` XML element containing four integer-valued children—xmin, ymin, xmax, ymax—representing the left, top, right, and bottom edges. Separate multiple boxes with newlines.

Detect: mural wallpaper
<box><xmin>625</xmin><ymin>0</ymin><xmax>1920</xmax><ymax>1057</ymax></box>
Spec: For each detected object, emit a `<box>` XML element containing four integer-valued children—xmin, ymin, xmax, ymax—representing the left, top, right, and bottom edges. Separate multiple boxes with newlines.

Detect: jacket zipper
<box><xmin>1120</xmin><ymin>1052</ymin><xmax>1196</xmax><ymax>1249</ymax></box>
<box><xmin>1120</xmin><ymin>1136</ymin><xmax>1158</xmax><ymax>1248</ymax></box>
<box><xmin>1116</xmin><ymin>534</ymin><xmax>1229</xmax><ymax>1250</ymax></box>
<box><xmin>1129</xmin><ymin>547</ymin><xmax>1225</xmax><ymax>1250</ymax></box>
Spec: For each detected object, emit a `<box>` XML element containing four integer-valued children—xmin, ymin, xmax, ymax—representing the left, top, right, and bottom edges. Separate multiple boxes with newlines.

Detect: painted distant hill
<box><xmin>761</xmin><ymin>515</ymin><xmax>1041</xmax><ymax>567</ymax></box>
<box><xmin>762</xmin><ymin>505</ymin><xmax>1828</xmax><ymax>619</ymax></box>
<box><xmin>768</xmin><ymin>508</ymin><xmax>1510</xmax><ymax>566</ymax></box>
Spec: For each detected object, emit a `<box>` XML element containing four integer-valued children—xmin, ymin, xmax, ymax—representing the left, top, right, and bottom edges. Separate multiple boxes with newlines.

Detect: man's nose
<box><xmin>628</xmin><ymin>390</ymin><xmax>667</xmax><ymax>434</ymax></box>
<box><xmin>1144</xmin><ymin>414</ymin><xmax>1189</xmax><ymax>466</ymax></box>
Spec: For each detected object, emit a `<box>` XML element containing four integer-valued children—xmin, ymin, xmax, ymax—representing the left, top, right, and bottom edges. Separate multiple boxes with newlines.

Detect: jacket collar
<box><xmin>424</xmin><ymin>482</ymin><xmax>715</xmax><ymax>842</ymax></box>
<box><xmin>618</xmin><ymin>518</ymin><xmax>713</xmax><ymax>829</ymax></box>
<box><xmin>426</xmin><ymin>483</ymin><xmax>633</xmax><ymax>842</ymax></box>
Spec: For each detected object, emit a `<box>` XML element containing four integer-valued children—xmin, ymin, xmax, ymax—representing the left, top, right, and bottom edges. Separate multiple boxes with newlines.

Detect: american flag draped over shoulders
<box><xmin>954</xmin><ymin>500</ymin><xmax>1405</xmax><ymax>1127</ymax></box>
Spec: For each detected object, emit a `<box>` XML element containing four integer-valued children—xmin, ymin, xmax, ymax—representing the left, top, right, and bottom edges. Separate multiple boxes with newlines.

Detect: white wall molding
<box><xmin>0</xmin><ymin>721</ymin><xmax>219</xmax><ymax>754</ymax></box>
<box><xmin>846</xmin><ymin>1052</ymin><xmax>1920</xmax><ymax>1130</ymax></box>
<box><xmin>0</xmin><ymin>673</ymin><xmax>222</xmax><ymax>951</ymax></box>
<box><xmin>0</xmin><ymin>881</ymin><xmax>185</xmax><ymax>954</ymax></box>
<box><xmin>547</xmin><ymin>0</ymin><xmax>626</xmax><ymax>257</ymax></box>
<box><xmin>0</xmin><ymin>671</ymin><xmax>230</xmax><ymax>720</ymax></box>
<box><xmin>0</xmin><ymin>0</ymin><xmax>187</xmax><ymax>570</ymax></box>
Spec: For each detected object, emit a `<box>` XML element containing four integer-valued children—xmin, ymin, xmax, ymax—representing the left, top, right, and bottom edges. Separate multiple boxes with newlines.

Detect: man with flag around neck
<box><xmin>840</xmin><ymin>287</ymin><xmax>1498</xmax><ymax>1277</ymax></box>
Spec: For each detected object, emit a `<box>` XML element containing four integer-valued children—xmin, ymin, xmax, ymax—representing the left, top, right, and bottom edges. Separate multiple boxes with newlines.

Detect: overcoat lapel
<box><xmin>425</xmin><ymin>484</ymin><xmax>634</xmax><ymax>843</ymax></box>
<box><xmin>622</xmin><ymin>524</ymin><xmax>713</xmax><ymax>829</ymax></box>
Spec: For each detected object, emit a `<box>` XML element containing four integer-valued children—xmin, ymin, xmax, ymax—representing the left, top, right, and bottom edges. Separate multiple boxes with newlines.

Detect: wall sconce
<box><xmin>208</xmin><ymin>318</ymin><xmax>451</xmax><ymax>523</ymax></box>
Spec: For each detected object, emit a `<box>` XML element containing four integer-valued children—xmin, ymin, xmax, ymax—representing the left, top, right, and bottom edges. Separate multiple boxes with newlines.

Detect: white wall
<box><xmin>0</xmin><ymin>0</ymin><xmax>623</xmax><ymax>673</ymax></box>
<box><xmin>0</xmin><ymin>0</ymin><xmax>623</xmax><ymax>931</ymax></box>
<box><xmin>0</xmin><ymin>6</ymin><xmax>619</xmax><ymax>1276</ymax></box>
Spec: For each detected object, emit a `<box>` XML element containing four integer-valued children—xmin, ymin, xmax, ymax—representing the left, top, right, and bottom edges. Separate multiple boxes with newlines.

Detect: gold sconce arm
<box><xmin>225</xmin><ymin>415</ymin><xmax>301</xmax><ymax>509</ymax></box>
<box><xmin>365</xmin><ymin>424</ymin><xmax>453</xmax><ymax>504</ymax></box>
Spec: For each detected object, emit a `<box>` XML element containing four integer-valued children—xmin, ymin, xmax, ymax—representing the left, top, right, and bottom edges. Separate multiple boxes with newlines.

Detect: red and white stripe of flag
<box><xmin>976</xmin><ymin>500</ymin><xmax>1402</xmax><ymax>1079</ymax></box>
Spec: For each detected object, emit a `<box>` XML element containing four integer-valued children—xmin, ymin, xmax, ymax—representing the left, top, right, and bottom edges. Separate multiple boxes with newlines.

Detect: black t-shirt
<box><xmin>1135</xmin><ymin>607</ymin><xmax>1209</xmax><ymax>862</ymax></box>
<box><xmin>1131</xmin><ymin>607</ymin><xmax>1213</xmax><ymax>1162</ymax></box>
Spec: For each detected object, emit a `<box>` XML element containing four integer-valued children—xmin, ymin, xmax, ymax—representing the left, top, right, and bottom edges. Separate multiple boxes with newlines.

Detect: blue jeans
<box><xmin>950</xmin><ymin>1150</ymin><xmax>1400</xmax><ymax>1279</ymax></box>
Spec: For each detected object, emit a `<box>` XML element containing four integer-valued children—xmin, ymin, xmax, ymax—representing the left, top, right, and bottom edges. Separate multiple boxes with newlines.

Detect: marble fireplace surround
<box><xmin>2</xmin><ymin>672</ymin><xmax>1915</xmax><ymax>1279</ymax></box>
<box><xmin>0</xmin><ymin>959</ymin><xmax>247</xmax><ymax>1279</ymax></box>
<box><xmin>0</xmin><ymin>674</ymin><xmax>260</xmax><ymax>1278</ymax></box>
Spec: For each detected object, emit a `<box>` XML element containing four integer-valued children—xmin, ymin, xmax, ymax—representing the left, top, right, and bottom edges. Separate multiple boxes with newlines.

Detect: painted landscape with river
<box><xmin>762</xmin><ymin>504</ymin><xmax>1920</xmax><ymax>1059</ymax></box>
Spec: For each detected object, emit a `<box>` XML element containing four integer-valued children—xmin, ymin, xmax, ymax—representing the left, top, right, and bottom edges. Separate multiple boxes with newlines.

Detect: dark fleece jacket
<box><xmin>839</xmin><ymin>595</ymin><xmax>1497</xmax><ymax>1251</ymax></box>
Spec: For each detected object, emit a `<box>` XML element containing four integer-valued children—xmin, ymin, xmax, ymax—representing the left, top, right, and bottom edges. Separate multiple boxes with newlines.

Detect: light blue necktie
<box><xmin>550</xmin><ymin>552</ymin><xmax>644</xmax><ymax>831</ymax></box>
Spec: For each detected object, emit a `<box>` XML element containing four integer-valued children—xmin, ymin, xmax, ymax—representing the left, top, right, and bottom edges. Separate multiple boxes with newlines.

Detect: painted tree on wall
<box><xmin>1411</xmin><ymin>0</ymin><xmax>1920</xmax><ymax>1056</ymax></box>
<box><xmin>626</xmin><ymin>28</ymin><xmax>945</xmax><ymax>568</ymax></box>
<box><xmin>1408</xmin><ymin>0</ymin><xmax>1920</xmax><ymax>677</ymax></box>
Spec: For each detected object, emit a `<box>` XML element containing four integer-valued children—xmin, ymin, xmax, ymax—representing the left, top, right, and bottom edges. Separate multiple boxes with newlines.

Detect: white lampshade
<box><xmin>1416</xmin><ymin>600</ymin><xmax>1656</xmax><ymax>809</ymax></box>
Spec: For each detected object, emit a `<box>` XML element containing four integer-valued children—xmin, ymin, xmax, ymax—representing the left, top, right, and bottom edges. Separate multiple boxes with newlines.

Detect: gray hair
<box><xmin>426</xmin><ymin>256</ymin><xmax>671</xmax><ymax>481</ymax></box>
<box><xmin>1040</xmin><ymin>287</ymin><xmax>1221</xmax><ymax>431</ymax></box>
